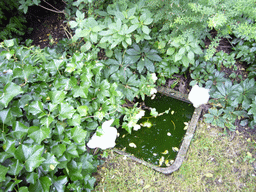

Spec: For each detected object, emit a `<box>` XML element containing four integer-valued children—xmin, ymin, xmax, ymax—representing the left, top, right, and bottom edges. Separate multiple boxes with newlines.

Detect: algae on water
<box><xmin>116</xmin><ymin>93</ymin><xmax>194</xmax><ymax>167</ymax></box>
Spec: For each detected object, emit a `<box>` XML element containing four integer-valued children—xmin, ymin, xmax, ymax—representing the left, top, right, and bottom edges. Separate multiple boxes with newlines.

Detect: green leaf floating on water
<box><xmin>140</xmin><ymin>121</ymin><xmax>152</xmax><ymax>128</ymax></box>
<box><xmin>150</xmin><ymin>108</ymin><xmax>158</xmax><ymax>117</ymax></box>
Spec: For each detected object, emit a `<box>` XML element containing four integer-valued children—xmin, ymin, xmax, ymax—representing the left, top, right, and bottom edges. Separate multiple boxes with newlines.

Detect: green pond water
<box><xmin>116</xmin><ymin>93</ymin><xmax>195</xmax><ymax>167</ymax></box>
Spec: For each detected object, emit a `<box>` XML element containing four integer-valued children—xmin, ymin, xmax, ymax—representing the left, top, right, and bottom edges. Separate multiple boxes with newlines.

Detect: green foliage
<box><xmin>166</xmin><ymin>34</ymin><xmax>202</xmax><ymax>68</ymax></box>
<box><xmin>210</xmin><ymin>51</ymin><xmax>236</xmax><ymax>71</ymax></box>
<box><xmin>189</xmin><ymin>60</ymin><xmax>216</xmax><ymax>87</ymax></box>
<box><xmin>204</xmin><ymin>78</ymin><xmax>256</xmax><ymax>130</ymax></box>
<box><xmin>0</xmin><ymin>39</ymin><xmax>109</xmax><ymax>191</ymax></box>
<box><xmin>2</xmin><ymin>0</ymin><xmax>256</xmax><ymax>190</ymax></box>
<box><xmin>69</xmin><ymin>3</ymin><xmax>154</xmax><ymax>55</ymax></box>
<box><xmin>0</xmin><ymin>0</ymin><xmax>28</xmax><ymax>40</ymax></box>
<box><xmin>0</xmin><ymin>33</ymin><xmax>158</xmax><ymax>189</ymax></box>
<box><xmin>232</xmin><ymin>38</ymin><xmax>256</xmax><ymax>65</ymax></box>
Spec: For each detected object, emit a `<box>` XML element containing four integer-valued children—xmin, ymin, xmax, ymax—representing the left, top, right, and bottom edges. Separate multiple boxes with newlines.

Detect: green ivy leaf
<box><xmin>28</xmin><ymin>101</ymin><xmax>44</xmax><ymax>115</ymax></box>
<box><xmin>51</xmin><ymin>144</ymin><xmax>66</xmax><ymax>158</ymax></box>
<box><xmin>68</xmin><ymin>113</ymin><xmax>81</xmax><ymax>126</ymax></box>
<box><xmin>28</xmin><ymin>126</ymin><xmax>51</xmax><ymax>144</ymax></box>
<box><xmin>11</xmin><ymin>121</ymin><xmax>29</xmax><ymax>139</ymax></box>
<box><xmin>19</xmin><ymin>94</ymin><xmax>33</xmax><ymax>108</ymax></box>
<box><xmin>0</xmin><ymin>82</ymin><xmax>24</xmax><ymax>108</ymax></box>
<box><xmin>95</xmin><ymin>111</ymin><xmax>104</xmax><ymax>121</ymax></box>
<box><xmin>49</xmin><ymin>91</ymin><xmax>66</xmax><ymax>104</ymax></box>
<box><xmin>42</xmin><ymin>153</ymin><xmax>59</xmax><ymax>172</ymax></box>
<box><xmin>0</xmin><ymin>164</ymin><xmax>9</xmax><ymax>182</ymax></box>
<box><xmin>65</xmin><ymin>144</ymin><xmax>79</xmax><ymax>158</ymax></box>
<box><xmin>13</xmin><ymin>65</ymin><xmax>34</xmax><ymax>80</ymax></box>
<box><xmin>84</xmin><ymin>175</ymin><xmax>96</xmax><ymax>190</ymax></box>
<box><xmin>28</xmin><ymin>176</ymin><xmax>52</xmax><ymax>192</ymax></box>
<box><xmin>15</xmin><ymin>145</ymin><xmax>45</xmax><ymax>172</ymax></box>
<box><xmin>77</xmin><ymin>106</ymin><xmax>88</xmax><ymax>117</ymax></box>
<box><xmin>7</xmin><ymin>160</ymin><xmax>23</xmax><ymax>176</ymax></box>
<box><xmin>0</xmin><ymin>109</ymin><xmax>12</xmax><ymax>125</ymax></box>
<box><xmin>52</xmin><ymin>176</ymin><xmax>68</xmax><ymax>192</ymax></box>
<box><xmin>5</xmin><ymin>179</ymin><xmax>22</xmax><ymax>192</ymax></box>
<box><xmin>72</xmin><ymin>85</ymin><xmax>88</xmax><ymax>98</ymax></box>
<box><xmin>40</xmin><ymin>115</ymin><xmax>54</xmax><ymax>128</ymax></box>
<box><xmin>71</xmin><ymin>126</ymin><xmax>87</xmax><ymax>143</ymax></box>
<box><xmin>59</xmin><ymin>103</ymin><xmax>76</xmax><ymax>120</ymax></box>
<box><xmin>48</xmin><ymin>103</ymin><xmax>58</xmax><ymax>112</ymax></box>
<box><xmin>26</xmin><ymin>172</ymin><xmax>38</xmax><ymax>184</ymax></box>
<box><xmin>67</xmin><ymin>160</ymin><xmax>83</xmax><ymax>181</ymax></box>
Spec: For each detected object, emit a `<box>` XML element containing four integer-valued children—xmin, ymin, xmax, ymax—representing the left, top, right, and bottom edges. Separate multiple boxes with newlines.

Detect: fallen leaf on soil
<box><xmin>205</xmin><ymin>173</ymin><xmax>213</xmax><ymax>178</ymax></box>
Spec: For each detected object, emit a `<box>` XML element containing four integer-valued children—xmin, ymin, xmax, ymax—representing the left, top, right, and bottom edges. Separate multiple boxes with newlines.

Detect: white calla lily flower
<box><xmin>188</xmin><ymin>85</ymin><xmax>210</xmax><ymax>108</ymax></box>
<box><xmin>87</xmin><ymin>119</ymin><xmax>117</xmax><ymax>150</ymax></box>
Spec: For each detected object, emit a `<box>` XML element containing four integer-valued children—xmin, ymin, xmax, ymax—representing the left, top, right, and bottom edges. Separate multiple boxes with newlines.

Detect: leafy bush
<box><xmin>0</xmin><ymin>31</ymin><xmax>158</xmax><ymax>190</ymax></box>
<box><xmin>0</xmin><ymin>0</ymin><xmax>28</xmax><ymax>40</ymax></box>
<box><xmin>2</xmin><ymin>0</ymin><xmax>256</xmax><ymax>190</ymax></box>
<box><xmin>0</xmin><ymin>39</ymin><xmax>103</xmax><ymax>191</ymax></box>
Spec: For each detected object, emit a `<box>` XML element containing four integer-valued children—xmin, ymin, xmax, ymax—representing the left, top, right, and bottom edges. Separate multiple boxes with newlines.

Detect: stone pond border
<box><xmin>114</xmin><ymin>86</ymin><xmax>202</xmax><ymax>175</ymax></box>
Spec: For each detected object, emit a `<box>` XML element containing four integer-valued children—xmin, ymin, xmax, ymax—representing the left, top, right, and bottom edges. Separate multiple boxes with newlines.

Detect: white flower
<box><xmin>133</xmin><ymin>124</ymin><xmax>141</xmax><ymax>131</ymax></box>
<box><xmin>135</xmin><ymin>110</ymin><xmax>145</xmax><ymax>120</ymax></box>
<box><xmin>188</xmin><ymin>85</ymin><xmax>210</xmax><ymax>108</ymax></box>
<box><xmin>150</xmin><ymin>88</ymin><xmax>157</xmax><ymax>95</ymax></box>
<box><xmin>151</xmin><ymin>73</ymin><xmax>158</xmax><ymax>82</ymax></box>
<box><xmin>87</xmin><ymin>119</ymin><xmax>117</xmax><ymax>150</ymax></box>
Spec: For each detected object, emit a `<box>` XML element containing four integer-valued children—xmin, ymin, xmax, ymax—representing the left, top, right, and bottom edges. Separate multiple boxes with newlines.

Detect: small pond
<box><xmin>115</xmin><ymin>92</ymin><xmax>195</xmax><ymax>167</ymax></box>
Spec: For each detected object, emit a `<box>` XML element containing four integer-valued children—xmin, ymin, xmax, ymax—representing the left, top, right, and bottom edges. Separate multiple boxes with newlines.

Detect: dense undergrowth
<box><xmin>0</xmin><ymin>0</ymin><xmax>256</xmax><ymax>191</ymax></box>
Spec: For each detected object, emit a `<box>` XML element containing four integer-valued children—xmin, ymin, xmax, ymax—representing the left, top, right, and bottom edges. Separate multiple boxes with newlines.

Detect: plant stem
<box><xmin>38</xmin><ymin>0</ymin><xmax>66</xmax><ymax>14</ymax></box>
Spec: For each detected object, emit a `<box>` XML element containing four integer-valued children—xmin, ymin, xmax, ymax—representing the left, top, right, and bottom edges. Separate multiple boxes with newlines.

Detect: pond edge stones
<box><xmin>114</xmin><ymin>86</ymin><xmax>202</xmax><ymax>175</ymax></box>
